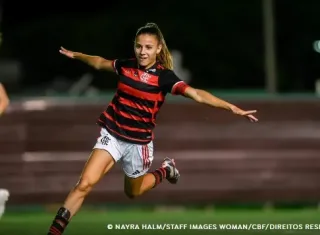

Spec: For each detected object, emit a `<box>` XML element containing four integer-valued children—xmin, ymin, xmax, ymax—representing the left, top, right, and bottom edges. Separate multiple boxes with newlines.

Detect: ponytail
<box><xmin>136</xmin><ymin>23</ymin><xmax>174</xmax><ymax>70</ymax></box>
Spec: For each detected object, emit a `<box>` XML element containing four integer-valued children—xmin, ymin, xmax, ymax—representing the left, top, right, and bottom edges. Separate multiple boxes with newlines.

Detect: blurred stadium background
<box><xmin>0</xmin><ymin>0</ymin><xmax>320</xmax><ymax>234</ymax></box>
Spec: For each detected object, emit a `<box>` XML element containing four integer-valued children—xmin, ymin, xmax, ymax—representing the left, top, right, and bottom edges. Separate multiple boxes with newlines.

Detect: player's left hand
<box><xmin>231</xmin><ymin>106</ymin><xmax>258</xmax><ymax>123</ymax></box>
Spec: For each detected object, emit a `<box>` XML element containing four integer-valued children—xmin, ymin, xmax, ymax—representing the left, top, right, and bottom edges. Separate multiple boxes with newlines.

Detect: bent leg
<box><xmin>122</xmin><ymin>142</ymin><xmax>180</xmax><ymax>199</ymax></box>
<box><xmin>64</xmin><ymin>149</ymin><xmax>115</xmax><ymax>217</ymax></box>
<box><xmin>124</xmin><ymin>173</ymin><xmax>156</xmax><ymax>198</ymax></box>
<box><xmin>47</xmin><ymin>149</ymin><xmax>115</xmax><ymax>235</ymax></box>
<box><xmin>122</xmin><ymin>143</ymin><xmax>158</xmax><ymax>198</ymax></box>
<box><xmin>124</xmin><ymin>160</ymin><xmax>180</xmax><ymax>199</ymax></box>
<box><xmin>47</xmin><ymin>127</ymin><xmax>122</xmax><ymax>235</ymax></box>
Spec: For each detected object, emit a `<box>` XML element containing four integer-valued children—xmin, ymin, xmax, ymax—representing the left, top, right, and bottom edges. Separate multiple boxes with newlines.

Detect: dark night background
<box><xmin>1</xmin><ymin>0</ymin><xmax>320</xmax><ymax>95</ymax></box>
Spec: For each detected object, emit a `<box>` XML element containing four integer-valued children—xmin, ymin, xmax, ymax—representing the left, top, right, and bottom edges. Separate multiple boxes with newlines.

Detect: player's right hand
<box><xmin>59</xmin><ymin>46</ymin><xmax>75</xmax><ymax>59</ymax></box>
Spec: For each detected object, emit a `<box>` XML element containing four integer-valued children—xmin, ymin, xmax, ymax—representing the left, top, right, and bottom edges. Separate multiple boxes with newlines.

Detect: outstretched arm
<box><xmin>59</xmin><ymin>47</ymin><xmax>114</xmax><ymax>72</ymax></box>
<box><xmin>0</xmin><ymin>83</ymin><xmax>9</xmax><ymax>116</ymax></box>
<box><xmin>159</xmin><ymin>70</ymin><xmax>258</xmax><ymax>123</ymax></box>
<box><xmin>184</xmin><ymin>86</ymin><xmax>258</xmax><ymax>122</ymax></box>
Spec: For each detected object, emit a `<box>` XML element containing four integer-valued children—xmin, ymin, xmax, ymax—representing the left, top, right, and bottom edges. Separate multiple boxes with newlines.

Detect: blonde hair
<box><xmin>135</xmin><ymin>23</ymin><xmax>173</xmax><ymax>70</ymax></box>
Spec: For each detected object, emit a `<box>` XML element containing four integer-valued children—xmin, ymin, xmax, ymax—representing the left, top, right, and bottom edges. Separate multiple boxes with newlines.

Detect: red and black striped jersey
<box><xmin>97</xmin><ymin>58</ymin><xmax>189</xmax><ymax>144</ymax></box>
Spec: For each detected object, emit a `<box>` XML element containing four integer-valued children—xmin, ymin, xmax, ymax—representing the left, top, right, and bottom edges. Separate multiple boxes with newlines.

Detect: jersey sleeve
<box><xmin>159</xmin><ymin>70</ymin><xmax>190</xmax><ymax>95</ymax></box>
<box><xmin>112</xmin><ymin>59</ymin><xmax>126</xmax><ymax>75</ymax></box>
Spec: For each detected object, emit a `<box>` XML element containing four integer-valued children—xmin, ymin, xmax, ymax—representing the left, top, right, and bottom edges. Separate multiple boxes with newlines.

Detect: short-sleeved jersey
<box><xmin>97</xmin><ymin>58</ymin><xmax>189</xmax><ymax>144</ymax></box>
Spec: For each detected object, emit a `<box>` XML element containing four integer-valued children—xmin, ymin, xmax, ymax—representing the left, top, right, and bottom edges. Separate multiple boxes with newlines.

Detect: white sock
<box><xmin>0</xmin><ymin>189</ymin><xmax>10</xmax><ymax>219</ymax></box>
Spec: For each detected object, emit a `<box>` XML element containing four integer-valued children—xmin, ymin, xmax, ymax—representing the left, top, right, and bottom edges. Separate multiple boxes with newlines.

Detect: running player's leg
<box><xmin>0</xmin><ymin>189</ymin><xmax>9</xmax><ymax>220</ymax></box>
<box><xmin>64</xmin><ymin>150</ymin><xmax>115</xmax><ymax>215</ymax></box>
<box><xmin>47</xmin><ymin>128</ymin><xmax>121</xmax><ymax>235</ymax></box>
<box><xmin>122</xmin><ymin>142</ymin><xmax>180</xmax><ymax>198</ymax></box>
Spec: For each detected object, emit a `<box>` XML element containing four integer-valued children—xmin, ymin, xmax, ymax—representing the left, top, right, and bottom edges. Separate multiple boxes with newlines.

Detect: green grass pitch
<box><xmin>1</xmin><ymin>209</ymin><xmax>320</xmax><ymax>235</ymax></box>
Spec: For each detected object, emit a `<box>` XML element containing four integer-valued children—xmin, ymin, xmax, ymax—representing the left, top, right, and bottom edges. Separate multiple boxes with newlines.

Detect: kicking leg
<box><xmin>47</xmin><ymin>149</ymin><xmax>115</xmax><ymax>235</ymax></box>
<box><xmin>124</xmin><ymin>173</ymin><xmax>155</xmax><ymax>198</ymax></box>
<box><xmin>124</xmin><ymin>157</ymin><xmax>180</xmax><ymax>199</ymax></box>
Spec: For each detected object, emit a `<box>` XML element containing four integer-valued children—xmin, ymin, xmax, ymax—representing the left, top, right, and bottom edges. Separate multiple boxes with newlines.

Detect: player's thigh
<box><xmin>123</xmin><ymin>141</ymin><xmax>154</xmax><ymax>190</ymax></box>
<box><xmin>80</xmin><ymin>127</ymin><xmax>122</xmax><ymax>184</ymax></box>
<box><xmin>79</xmin><ymin>149</ymin><xmax>115</xmax><ymax>185</ymax></box>
<box><xmin>93</xmin><ymin>127</ymin><xmax>123</xmax><ymax>172</ymax></box>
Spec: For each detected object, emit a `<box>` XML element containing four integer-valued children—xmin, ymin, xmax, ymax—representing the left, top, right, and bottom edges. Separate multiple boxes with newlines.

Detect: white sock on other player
<box><xmin>0</xmin><ymin>189</ymin><xmax>10</xmax><ymax>220</ymax></box>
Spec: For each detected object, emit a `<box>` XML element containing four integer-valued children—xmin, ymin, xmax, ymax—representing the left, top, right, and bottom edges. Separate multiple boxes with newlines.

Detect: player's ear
<box><xmin>156</xmin><ymin>44</ymin><xmax>162</xmax><ymax>54</ymax></box>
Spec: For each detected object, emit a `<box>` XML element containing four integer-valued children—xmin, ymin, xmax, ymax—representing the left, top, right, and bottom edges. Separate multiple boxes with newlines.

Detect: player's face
<box><xmin>135</xmin><ymin>34</ymin><xmax>162</xmax><ymax>69</ymax></box>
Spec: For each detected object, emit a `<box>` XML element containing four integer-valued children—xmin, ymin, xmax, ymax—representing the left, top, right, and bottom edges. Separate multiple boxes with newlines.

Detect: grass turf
<box><xmin>1</xmin><ymin>209</ymin><xmax>320</xmax><ymax>235</ymax></box>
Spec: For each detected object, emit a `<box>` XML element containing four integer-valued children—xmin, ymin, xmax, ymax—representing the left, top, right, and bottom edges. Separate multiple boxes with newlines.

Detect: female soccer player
<box><xmin>0</xmin><ymin>83</ymin><xmax>9</xmax><ymax>116</ymax></box>
<box><xmin>47</xmin><ymin>22</ymin><xmax>258</xmax><ymax>235</ymax></box>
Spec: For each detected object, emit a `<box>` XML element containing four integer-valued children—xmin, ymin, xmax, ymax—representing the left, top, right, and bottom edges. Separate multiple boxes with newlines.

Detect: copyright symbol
<box><xmin>107</xmin><ymin>224</ymin><xmax>113</xmax><ymax>229</ymax></box>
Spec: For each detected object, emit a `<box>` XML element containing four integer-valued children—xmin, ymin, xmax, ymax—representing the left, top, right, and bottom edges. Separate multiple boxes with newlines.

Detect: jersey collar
<box><xmin>138</xmin><ymin>61</ymin><xmax>160</xmax><ymax>72</ymax></box>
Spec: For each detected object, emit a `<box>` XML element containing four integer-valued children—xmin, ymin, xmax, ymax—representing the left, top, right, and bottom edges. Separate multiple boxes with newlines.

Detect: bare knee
<box><xmin>74</xmin><ymin>177</ymin><xmax>94</xmax><ymax>195</ymax></box>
